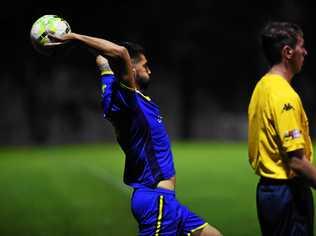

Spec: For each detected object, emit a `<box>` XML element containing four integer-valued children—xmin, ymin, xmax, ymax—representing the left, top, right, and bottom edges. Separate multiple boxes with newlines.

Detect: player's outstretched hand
<box><xmin>45</xmin><ymin>32</ymin><xmax>73</xmax><ymax>47</ymax></box>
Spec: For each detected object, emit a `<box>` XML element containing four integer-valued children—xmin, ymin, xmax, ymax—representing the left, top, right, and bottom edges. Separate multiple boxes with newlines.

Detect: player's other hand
<box><xmin>96</xmin><ymin>55</ymin><xmax>109</xmax><ymax>66</ymax></box>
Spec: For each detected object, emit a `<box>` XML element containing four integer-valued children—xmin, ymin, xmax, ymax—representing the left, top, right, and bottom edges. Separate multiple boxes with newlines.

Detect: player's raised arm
<box><xmin>48</xmin><ymin>32</ymin><xmax>136</xmax><ymax>88</ymax></box>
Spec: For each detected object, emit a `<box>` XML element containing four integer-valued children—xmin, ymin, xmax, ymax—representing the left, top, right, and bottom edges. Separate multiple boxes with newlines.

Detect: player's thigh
<box><xmin>131</xmin><ymin>189</ymin><xmax>180</xmax><ymax>235</ymax></box>
<box><xmin>192</xmin><ymin>224</ymin><xmax>222</xmax><ymax>236</ymax></box>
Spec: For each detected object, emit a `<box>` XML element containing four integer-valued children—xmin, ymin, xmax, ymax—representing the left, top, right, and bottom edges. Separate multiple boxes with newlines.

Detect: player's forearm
<box><xmin>288</xmin><ymin>151</ymin><xmax>316</xmax><ymax>188</ymax></box>
<box><xmin>294</xmin><ymin>160</ymin><xmax>316</xmax><ymax>189</ymax></box>
<box><xmin>67</xmin><ymin>33</ymin><xmax>127</xmax><ymax>59</ymax></box>
<box><xmin>65</xmin><ymin>32</ymin><xmax>135</xmax><ymax>87</ymax></box>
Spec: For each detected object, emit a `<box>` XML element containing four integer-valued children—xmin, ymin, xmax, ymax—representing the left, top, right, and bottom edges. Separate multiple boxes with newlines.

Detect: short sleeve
<box><xmin>270</xmin><ymin>94</ymin><xmax>305</xmax><ymax>153</ymax></box>
<box><xmin>100</xmin><ymin>74</ymin><xmax>116</xmax><ymax>118</ymax></box>
<box><xmin>100</xmin><ymin>74</ymin><xmax>137</xmax><ymax>119</ymax></box>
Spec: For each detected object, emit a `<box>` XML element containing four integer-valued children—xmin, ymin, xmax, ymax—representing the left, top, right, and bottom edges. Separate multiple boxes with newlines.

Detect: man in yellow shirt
<box><xmin>248</xmin><ymin>21</ymin><xmax>316</xmax><ymax>235</ymax></box>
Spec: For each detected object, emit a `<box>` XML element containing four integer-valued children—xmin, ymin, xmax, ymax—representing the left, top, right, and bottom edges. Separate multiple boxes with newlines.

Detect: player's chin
<box><xmin>140</xmin><ymin>75</ymin><xmax>150</xmax><ymax>83</ymax></box>
<box><xmin>296</xmin><ymin>64</ymin><xmax>303</xmax><ymax>74</ymax></box>
<box><xmin>145</xmin><ymin>76</ymin><xmax>151</xmax><ymax>82</ymax></box>
<box><xmin>137</xmin><ymin>77</ymin><xmax>151</xmax><ymax>90</ymax></box>
<box><xmin>143</xmin><ymin>77</ymin><xmax>151</xmax><ymax>84</ymax></box>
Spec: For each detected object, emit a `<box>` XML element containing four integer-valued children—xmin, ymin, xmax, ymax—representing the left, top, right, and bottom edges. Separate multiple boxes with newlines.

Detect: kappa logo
<box><xmin>283</xmin><ymin>103</ymin><xmax>294</xmax><ymax>111</ymax></box>
<box><xmin>157</xmin><ymin>115</ymin><xmax>163</xmax><ymax>123</ymax></box>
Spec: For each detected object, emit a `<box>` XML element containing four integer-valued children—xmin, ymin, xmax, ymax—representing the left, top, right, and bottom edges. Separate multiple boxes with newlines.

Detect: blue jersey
<box><xmin>100</xmin><ymin>74</ymin><xmax>176</xmax><ymax>188</ymax></box>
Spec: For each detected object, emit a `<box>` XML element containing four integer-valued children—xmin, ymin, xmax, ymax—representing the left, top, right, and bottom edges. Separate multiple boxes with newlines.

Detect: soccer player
<box><xmin>248</xmin><ymin>21</ymin><xmax>316</xmax><ymax>236</ymax></box>
<box><xmin>47</xmin><ymin>33</ymin><xmax>222</xmax><ymax>236</ymax></box>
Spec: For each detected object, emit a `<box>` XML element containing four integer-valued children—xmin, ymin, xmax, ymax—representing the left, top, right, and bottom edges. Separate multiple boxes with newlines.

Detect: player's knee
<box><xmin>194</xmin><ymin>225</ymin><xmax>222</xmax><ymax>236</ymax></box>
<box><xmin>208</xmin><ymin>229</ymin><xmax>222</xmax><ymax>236</ymax></box>
<box><xmin>206</xmin><ymin>230</ymin><xmax>222</xmax><ymax>236</ymax></box>
<box><xmin>212</xmin><ymin>230</ymin><xmax>222</xmax><ymax>236</ymax></box>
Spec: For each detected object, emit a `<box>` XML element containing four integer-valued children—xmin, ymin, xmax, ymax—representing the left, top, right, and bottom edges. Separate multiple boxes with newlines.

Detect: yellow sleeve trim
<box><xmin>190</xmin><ymin>223</ymin><xmax>209</xmax><ymax>233</ymax></box>
<box><xmin>101</xmin><ymin>69</ymin><xmax>114</xmax><ymax>75</ymax></box>
<box><xmin>284</xmin><ymin>143</ymin><xmax>305</xmax><ymax>153</ymax></box>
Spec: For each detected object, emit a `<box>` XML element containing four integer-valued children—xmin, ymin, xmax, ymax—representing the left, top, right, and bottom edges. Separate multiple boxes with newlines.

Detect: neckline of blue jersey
<box><xmin>136</xmin><ymin>90</ymin><xmax>151</xmax><ymax>101</ymax></box>
<box><xmin>119</xmin><ymin>82</ymin><xmax>151</xmax><ymax>101</ymax></box>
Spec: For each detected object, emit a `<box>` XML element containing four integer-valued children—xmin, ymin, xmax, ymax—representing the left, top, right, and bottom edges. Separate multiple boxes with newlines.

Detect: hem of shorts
<box><xmin>190</xmin><ymin>222</ymin><xmax>209</xmax><ymax>233</ymax></box>
<box><xmin>257</xmin><ymin>174</ymin><xmax>297</xmax><ymax>180</ymax></box>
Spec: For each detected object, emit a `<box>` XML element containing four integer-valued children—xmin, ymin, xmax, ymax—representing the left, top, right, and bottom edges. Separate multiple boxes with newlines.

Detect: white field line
<box><xmin>74</xmin><ymin>160</ymin><xmax>130</xmax><ymax>195</ymax></box>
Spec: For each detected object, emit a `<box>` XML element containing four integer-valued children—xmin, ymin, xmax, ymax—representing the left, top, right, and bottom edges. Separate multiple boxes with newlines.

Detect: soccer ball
<box><xmin>30</xmin><ymin>15</ymin><xmax>71</xmax><ymax>55</ymax></box>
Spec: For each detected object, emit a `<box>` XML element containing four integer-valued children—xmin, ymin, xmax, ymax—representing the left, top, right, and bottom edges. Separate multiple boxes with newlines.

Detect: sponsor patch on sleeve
<box><xmin>284</xmin><ymin>129</ymin><xmax>302</xmax><ymax>140</ymax></box>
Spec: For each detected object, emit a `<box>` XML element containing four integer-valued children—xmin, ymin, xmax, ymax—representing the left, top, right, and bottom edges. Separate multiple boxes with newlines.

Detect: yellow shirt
<box><xmin>248</xmin><ymin>74</ymin><xmax>313</xmax><ymax>179</ymax></box>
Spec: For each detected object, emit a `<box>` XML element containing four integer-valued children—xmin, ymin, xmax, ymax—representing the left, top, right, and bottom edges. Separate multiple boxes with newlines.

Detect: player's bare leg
<box><xmin>193</xmin><ymin>224</ymin><xmax>222</xmax><ymax>236</ymax></box>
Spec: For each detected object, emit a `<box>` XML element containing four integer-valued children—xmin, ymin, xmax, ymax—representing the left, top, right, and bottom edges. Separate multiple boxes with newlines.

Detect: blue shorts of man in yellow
<box><xmin>131</xmin><ymin>187</ymin><xmax>208</xmax><ymax>236</ymax></box>
<box><xmin>257</xmin><ymin>177</ymin><xmax>314</xmax><ymax>236</ymax></box>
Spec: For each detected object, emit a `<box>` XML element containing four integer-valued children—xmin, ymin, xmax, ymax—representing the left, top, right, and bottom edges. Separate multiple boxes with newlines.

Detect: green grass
<box><xmin>0</xmin><ymin>142</ymin><xmax>313</xmax><ymax>235</ymax></box>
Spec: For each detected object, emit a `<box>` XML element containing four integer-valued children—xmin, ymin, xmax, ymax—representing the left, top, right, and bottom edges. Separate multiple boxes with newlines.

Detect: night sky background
<box><xmin>1</xmin><ymin>0</ymin><xmax>316</xmax><ymax>145</ymax></box>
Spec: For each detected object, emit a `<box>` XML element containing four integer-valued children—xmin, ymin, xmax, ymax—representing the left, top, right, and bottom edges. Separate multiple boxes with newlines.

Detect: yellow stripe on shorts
<box><xmin>154</xmin><ymin>195</ymin><xmax>164</xmax><ymax>236</ymax></box>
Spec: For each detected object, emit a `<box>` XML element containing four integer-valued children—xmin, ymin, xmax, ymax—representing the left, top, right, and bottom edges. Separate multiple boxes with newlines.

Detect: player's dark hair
<box><xmin>260</xmin><ymin>21</ymin><xmax>303</xmax><ymax>65</ymax></box>
<box><xmin>120</xmin><ymin>41</ymin><xmax>145</xmax><ymax>63</ymax></box>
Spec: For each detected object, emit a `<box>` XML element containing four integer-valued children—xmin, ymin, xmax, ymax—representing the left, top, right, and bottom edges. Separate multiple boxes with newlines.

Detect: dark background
<box><xmin>1</xmin><ymin>0</ymin><xmax>316</xmax><ymax>145</ymax></box>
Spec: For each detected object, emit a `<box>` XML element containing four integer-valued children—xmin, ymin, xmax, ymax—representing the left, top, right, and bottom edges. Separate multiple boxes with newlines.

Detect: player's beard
<box><xmin>136</xmin><ymin>76</ymin><xmax>150</xmax><ymax>91</ymax></box>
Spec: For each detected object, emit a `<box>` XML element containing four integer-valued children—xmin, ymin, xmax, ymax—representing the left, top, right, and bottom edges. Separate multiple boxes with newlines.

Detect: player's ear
<box><xmin>132</xmin><ymin>68</ymin><xmax>136</xmax><ymax>77</ymax></box>
<box><xmin>283</xmin><ymin>45</ymin><xmax>294</xmax><ymax>60</ymax></box>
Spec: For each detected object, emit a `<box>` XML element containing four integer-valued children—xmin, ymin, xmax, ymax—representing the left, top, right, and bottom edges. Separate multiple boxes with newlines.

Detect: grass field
<box><xmin>0</xmin><ymin>142</ymin><xmax>314</xmax><ymax>236</ymax></box>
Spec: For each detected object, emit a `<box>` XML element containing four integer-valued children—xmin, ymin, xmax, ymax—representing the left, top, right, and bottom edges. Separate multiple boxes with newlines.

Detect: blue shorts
<box><xmin>131</xmin><ymin>187</ymin><xmax>208</xmax><ymax>236</ymax></box>
<box><xmin>257</xmin><ymin>177</ymin><xmax>314</xmax><ymax>236</ymax></box>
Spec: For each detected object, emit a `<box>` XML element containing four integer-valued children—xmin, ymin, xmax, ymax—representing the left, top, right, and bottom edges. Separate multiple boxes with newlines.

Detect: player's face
<box><xmin>134</xmin><ymin>54</ymin><xmax>151</xmax><ymax>90</ymax></box>
<box><xmin>291</xmin><ymin>35</ymin><xmax>307</xmax><ymax>73</ymax></box>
